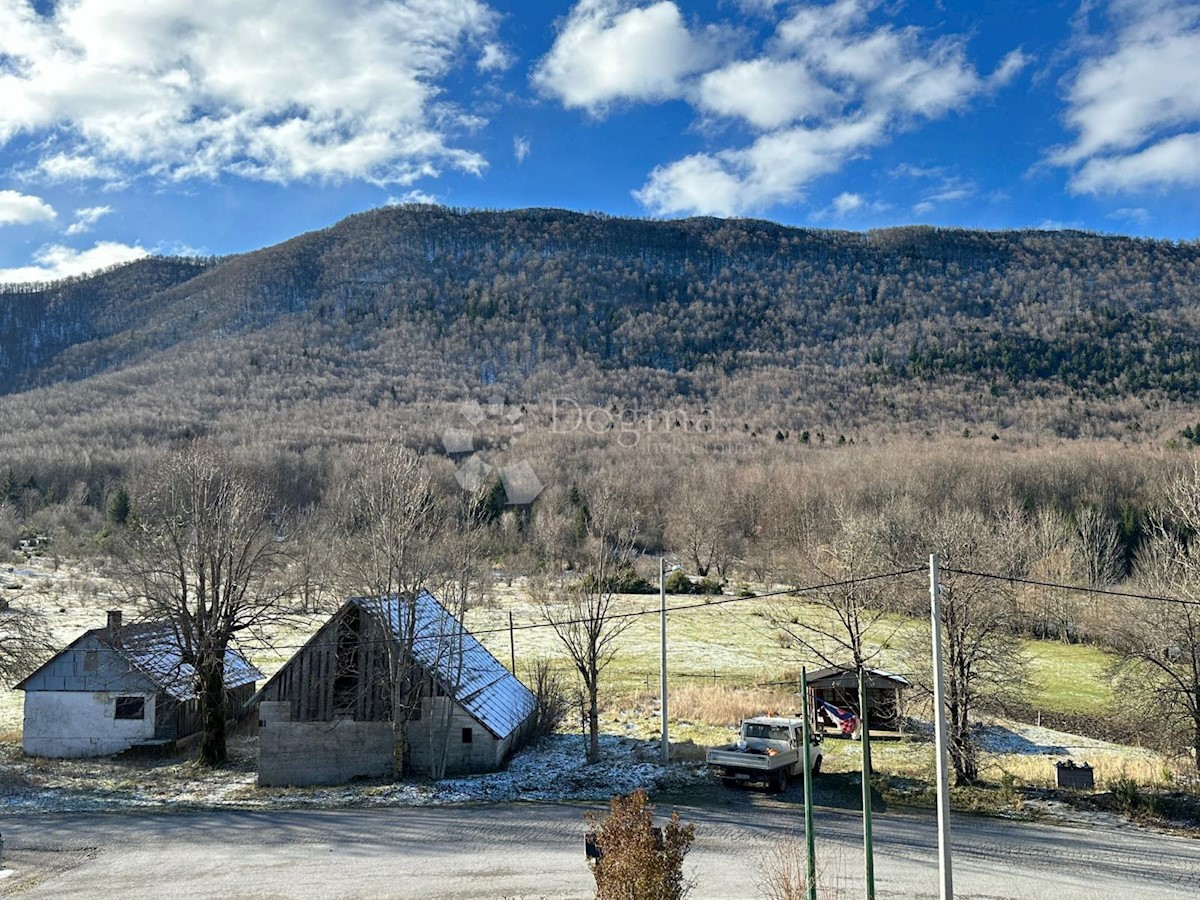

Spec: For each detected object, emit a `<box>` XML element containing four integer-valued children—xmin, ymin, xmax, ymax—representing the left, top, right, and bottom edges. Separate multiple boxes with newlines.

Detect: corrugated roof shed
<box><xmin>806</xmin><ymin>664</ymin><xmax>910</xmax><ymax>687</ymax></box>
<box><xmin>356</xmin><ymin>592</ymin><xmax>535</xmax><ymax>740</ymax></box>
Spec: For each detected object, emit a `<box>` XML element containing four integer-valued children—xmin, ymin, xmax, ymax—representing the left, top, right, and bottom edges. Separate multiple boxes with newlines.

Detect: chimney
<box><xmin>106</xmin><ymin>610</ymin><xmax>123</xmax><ymax>642</ymax></box>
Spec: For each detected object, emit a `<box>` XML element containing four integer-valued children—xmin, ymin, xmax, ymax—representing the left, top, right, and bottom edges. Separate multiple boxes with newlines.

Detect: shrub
<box><xmin>664</xmin><ymin>570</ymin><xmax>692</xmax><ymax>594</ymax></box>
<box><xmin>587</xmin><ymin>790</ymin><xmax>695</xmax><ymax>900</ymax></box>
<box><xmin>527</xmin><ymin>656</ymin><xmax>570</xmax><ymax>741</ymax></box>
<box><xmin>583</xmin><ymin>563</ymin><xmax>655</xmax><ymax>594</ymax></box>
<box><xmin>663</xmin><ymin>571</ymin><xmax>723</xmax><ymax>596</ymax></box>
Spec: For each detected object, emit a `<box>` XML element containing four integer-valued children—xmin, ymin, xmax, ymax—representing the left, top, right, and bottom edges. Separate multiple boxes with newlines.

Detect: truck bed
<box><xmin>705</xmin><ymin>746</ymin><xmax>798</xmax><ymax>771</ymax></box>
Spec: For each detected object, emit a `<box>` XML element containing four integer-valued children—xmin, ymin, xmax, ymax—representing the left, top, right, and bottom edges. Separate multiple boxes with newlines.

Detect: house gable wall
<box><xmin>19</xmin><ymin>633</ymin><xmax>159</xmax><ymax>695</ymax></box>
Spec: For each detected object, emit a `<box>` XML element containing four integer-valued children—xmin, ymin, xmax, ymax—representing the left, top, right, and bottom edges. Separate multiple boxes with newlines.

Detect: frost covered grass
<box><xmin>0</xmin><ymin>733</ymin><xmax>708</xmax><ymax>814</ymax></box>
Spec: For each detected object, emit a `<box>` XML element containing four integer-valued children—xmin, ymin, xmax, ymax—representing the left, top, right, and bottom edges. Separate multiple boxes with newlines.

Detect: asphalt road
<box><xmin>3</xmin><ymin>789</ymin><xmax>1198</xmax><ymax>899</ymax></box>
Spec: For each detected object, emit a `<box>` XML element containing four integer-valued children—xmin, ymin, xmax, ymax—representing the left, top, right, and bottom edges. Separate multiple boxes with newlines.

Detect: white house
<box><xmin>16</xmin><ymin>611</ymin><xmax>261</xmax><ymax>757</ymax></box>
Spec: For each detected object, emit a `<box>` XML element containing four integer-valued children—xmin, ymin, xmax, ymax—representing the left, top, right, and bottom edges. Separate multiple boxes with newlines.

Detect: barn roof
<box><xmin>15</xmin><ymin>620</ymin><xmax>262</xmax><ymax>700</ymax></box>
<box><xmin>354</xmin><ymin>592</ymin><xmax>536</xmax><ymax>741</ymax></box>
<box><xmin>805</xmin><ymin>665</ymin><xmax>911</xmax><ymax>688</ymax></box>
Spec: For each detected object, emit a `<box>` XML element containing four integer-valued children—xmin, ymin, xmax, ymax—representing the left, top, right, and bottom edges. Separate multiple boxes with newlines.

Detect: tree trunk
<box><xmin>1194</xmin><ymin>714</ymin><xmax>1200</xmax><ymax>774</ymax></box>
<box><xmin>197</xmin><ymin>651</ymin><xmax>228</xmax><ymax>767</ymax></box>
<box><xmin>587</xmin><ymin>683</ymin><xmax>600</xmax><ymax>764</ymax></box>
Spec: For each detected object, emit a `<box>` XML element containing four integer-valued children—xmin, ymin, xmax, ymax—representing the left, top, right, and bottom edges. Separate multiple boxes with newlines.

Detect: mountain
<box><xmin>1</xmin><ymin>205</ymin><xmax>1198</xmax><ymax>472</ymax></box>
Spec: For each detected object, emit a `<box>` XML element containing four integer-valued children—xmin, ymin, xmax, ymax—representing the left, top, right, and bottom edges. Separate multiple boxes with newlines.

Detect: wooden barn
<box><xmin>252</xmin><ymin>592</ymin><xmax>536</xmax><ymax>787</ymax></box>
<box><xmin>16</xmin><ymin>611</ymin><xmax>261</xmax><ymax>757</ymax></box>
<box><xmin>807</xmin><ymin>664</ymin><xmax>910</xmax><ymax>733</ymax></box>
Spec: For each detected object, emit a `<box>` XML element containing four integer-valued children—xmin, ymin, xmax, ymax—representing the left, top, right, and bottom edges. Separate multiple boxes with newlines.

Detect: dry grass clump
<box><xmin>669</xmin><ymin>684</ymin><xmax>799</xmax><ymax>728</ymax></box>
<box><xmin>988</xmin><ymin>752</ymin><xmax>1185</xmax><ymax>791</ymax></box>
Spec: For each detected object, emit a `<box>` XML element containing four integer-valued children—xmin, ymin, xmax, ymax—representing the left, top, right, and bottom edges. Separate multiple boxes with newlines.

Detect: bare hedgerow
<box><xmin>587</xmin><ymin>790</ymin><xmax>695</xmax><ymax>900</ymax></box>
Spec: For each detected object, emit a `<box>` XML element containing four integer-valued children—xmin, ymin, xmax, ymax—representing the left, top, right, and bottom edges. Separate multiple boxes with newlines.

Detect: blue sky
<box><xmin>1</xmin><ymin>0</ymin><xmax>1198</xmax><ymax>282</ymax></box>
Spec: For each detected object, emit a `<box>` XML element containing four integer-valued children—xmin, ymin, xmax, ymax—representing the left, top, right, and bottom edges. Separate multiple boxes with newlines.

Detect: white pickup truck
<box><xmin>705</xmin><ymin>716</ymin><xmax>823</xmax><ymax>793</ymax></box>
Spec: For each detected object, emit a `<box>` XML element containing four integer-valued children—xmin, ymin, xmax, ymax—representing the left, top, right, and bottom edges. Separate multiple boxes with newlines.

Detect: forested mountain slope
<box><xmin>1</xmin><ymin>205</ymin><xmax>1198</xmax><ymax>461</ymax></box>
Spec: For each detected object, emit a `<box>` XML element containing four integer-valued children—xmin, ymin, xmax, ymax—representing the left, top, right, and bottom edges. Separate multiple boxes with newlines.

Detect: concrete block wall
<box><xmin>257</xmin><ymin>702</ymin><xmax>394</xmax><ymax>786</ymax></box>
<box><xmin>406</xmin><ymin>697</ymin><xmax>502</xmax><ymax>776</ymax></box>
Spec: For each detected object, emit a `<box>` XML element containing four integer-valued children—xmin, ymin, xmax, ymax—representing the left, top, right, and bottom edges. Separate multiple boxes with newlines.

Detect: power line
<box><xmin>941</xmin><ymin>567</ymin><xmax>1200</xmax><ymax>609</ymax></box>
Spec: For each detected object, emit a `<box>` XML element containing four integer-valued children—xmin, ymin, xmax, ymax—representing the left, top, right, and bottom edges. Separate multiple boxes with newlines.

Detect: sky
<box><xmin>1</xmin><ymin>0</ymin><xmax>1198</xmax><ymax>282</ymax></box>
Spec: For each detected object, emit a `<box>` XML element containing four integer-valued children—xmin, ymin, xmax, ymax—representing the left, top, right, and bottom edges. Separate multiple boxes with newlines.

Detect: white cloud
<box><xmin>987</xmin><ymin>48</ymin><xmax>1032</xmax><ymax>89</ymax></box>
<box><xmin>1071</xmin><ymin>132</ymin><xmax>1200</xmax><ymax>193</ymax></box>
<box><xmin>532</xmin><ymin>1</ymin><xmax>722</xmax><ymax>112</ymax></box>
<box><xmin>65</xmin><ymin>205</ymin><xmax>113</xmax><ymax>236</ymax></box>
<box><xmin>696</xmin><ymin>58</ymin><xmax>839</xmax><ymax>130</ymax></box>
<box><xmin>386</xmin><ymin>189</ymin><xmax>439</xmax><ymax>205</ymax></box>
<box><xmin>0</xmin><ymin>190</ymin><xmax>56</xmax><ymax>226</ymax></box>
<box><xmin>813</xmin><ymin>190</ymin><xmax>888</xmax><ymax>220</ymax></box>
<box><xmin>477</xmin><ymin>42</ymin><xmax>513</xmax><ymax>72</ymax></box>
<box><xmin>831</xmin><ymin>192</ymin><xmax>864</xmax><ymax>215</ymax></box>
<box><xmin>0</xmin><ymin>1</ymin><xmax>501</xmax><ymax>186</ymax></box>
<box><xmin>27</xmin><ymin>152</ymin><xmax>125</xmax><ymax>185</ymax></box>
<box><xmin>0</xmin><ymin>241</ymin><xmax>148</xmax><ymax>284</ymax></box>
<box><xmin>635</xmin><ymin>113</ymin><xmax>887</xmax><ymax>216</ymax></box>
<box><xmin>634</xmin><ymin>1</ymin><xmax>1012</xmax><ymax>215</ymax></box>
<box><xmin>1055</xmin><ymin>0</ymin><xmax>1200</xmax><ymax>193</ymax></box>
<box><xmin>513</xmin><ymin>136</ymin><xmax>531</xmax><ymax>163</ymax></box>
<box><xmin>1109</xmin><ymin>206</ymin><xmax>1150</xmax><ymax>227</ymax></box>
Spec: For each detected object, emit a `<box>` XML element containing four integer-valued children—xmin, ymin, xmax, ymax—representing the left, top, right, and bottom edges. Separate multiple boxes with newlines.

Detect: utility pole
<box><xmin>660</xmin><ymin>556</ymin><xmax>669</xmax><ymax>764</ymax></box>
<box><xmin>508</xmin><ymin>611</ymin><xmax>516</xmax><ymax>674</ymax></box>
<box><xmin>930</xmin><ymin>554</ymin><xmax>954</xmax><ymax>900</ymax></box>
<box><xmin>859</xmin><ymin>666</ymin><xmax>876</xmax><ymax>900</ymax></box>
<box><xmin>800</xmin><ymin>667</ymin><xmax>817</xmax><ymax>900</ymax></box>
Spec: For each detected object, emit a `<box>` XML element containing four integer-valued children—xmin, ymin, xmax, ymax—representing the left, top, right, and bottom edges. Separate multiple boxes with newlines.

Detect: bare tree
<box><xmin>665</xmin><ymin>465</ymin><xmax>736</xmax><ymax>577</ymax></box>
<box><xmin>537</xmin><ymin>484</ymin><xmax>640</xmax><ymax>763</ymax></box>
<box><xmin>0</xmin><ymin>591</ymin><xmax>54</xmax><ymax>686</ymax></box>
<box><xmin>769</xmin><ymin>507</ymin><xmax>898</xmax><ymax>672</ymax></box>
<box><xmin>116</xmin><ymin>443</ymin><xmax>290</xmax><ymax>766</ymax></box>
<box><xmin>331</xmin><ymin>440</ymin><xmax>441</xmax><ymax>777</ymax></box>
<box><xmin>1113</xmin><ymin>462</ymin><xmax>1200</xmax><ymax>771</ymax></box>
<box><xmin>883</xmin><ymin>502</ymin><xmax>1027</xmax><ymax>783</ymax></box>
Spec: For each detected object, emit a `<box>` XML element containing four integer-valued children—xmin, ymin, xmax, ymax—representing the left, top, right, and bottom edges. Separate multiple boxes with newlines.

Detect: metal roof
<box><xmin>355</xmin><ymin>592</ymin><xmax>536</xmax><ymax>740</ymax></box>
<box><xmin>805</xmin><ymin>664</ymin><xmax>911</xmax><ymax>687</ymax></box>
<box><xmin>14</xmin><ymin>620</ymin><xmax>262</xmax><ymax>700</ymax></box>
<box><xmin>112</xmin><ymin>623</ymin><xmax>262</xmax><ymax>701</ymax></box>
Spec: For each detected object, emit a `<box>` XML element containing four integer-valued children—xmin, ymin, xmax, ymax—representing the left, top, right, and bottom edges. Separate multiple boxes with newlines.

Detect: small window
<box><xmin>114</xmin><ymin>696</ymin><xmax>145</xmax><ymax>720</ymax></box>
<box><xmin>83</xmin><ymin>651</ymin><xmax>98</xmax><ymax>673</ymax></box>
<box><xmin>461</xmin><ymin>727</ymin><xmax>473</xmax><ymax>744</ymax></box>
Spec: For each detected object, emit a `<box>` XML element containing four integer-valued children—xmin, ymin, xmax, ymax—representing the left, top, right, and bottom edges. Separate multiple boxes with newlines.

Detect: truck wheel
<box><xmin>812</xmin><ymin>757</ymin><xmax>822</xmax><ymax>777</ymax></box>
<box><xmin>721</xmin><ymin>777</ymin><xmax>738</xmax><ymax>789</ymax></box>
<box><xmin>772</xmin><ymin>770</ymin><xmax>789</xmax><ymax>794</ymax></box>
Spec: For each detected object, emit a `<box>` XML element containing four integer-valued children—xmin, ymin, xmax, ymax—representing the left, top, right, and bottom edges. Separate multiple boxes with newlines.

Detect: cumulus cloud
<box><xmin>532</xmin><ymin>1</ymin><xmax>722</xmax><ymax>112</ymax></box>
<box><xmin>0</xmin><ymin>241</ymin><xmax>148</xmax><ymax>283</ymax></box>
<box><xmin>696</xmin><ymin>58</ymin><xmax>839</xmax><ymax>130</ymax></box>
<box><xmin>635</xmin><ymin>114</ymin><xmax>887</xmax><ymax>216</ymax></box>
<box><xmin>65</xmin><ymin>205</ymin><xmax>113</xmax><ymax>236</ymax></box>
<box><xmin>0</xmin><ymin>190</ymin><xmax>56</xmax><ymax>226</ymax></box>
<box><xmin>632</xmin><ymin>1</ymin><xmax>1014</xmax><ymax>216</ymax></box>
<box><xmin>0</xmin><ymin>1</ymin><xmax>501</xmax><ymax>187</ymax></box>
<box><xmin>1054</xmin><ymin>0</ymin><xmax>1200</xmax><ymax>193</ymax></box>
